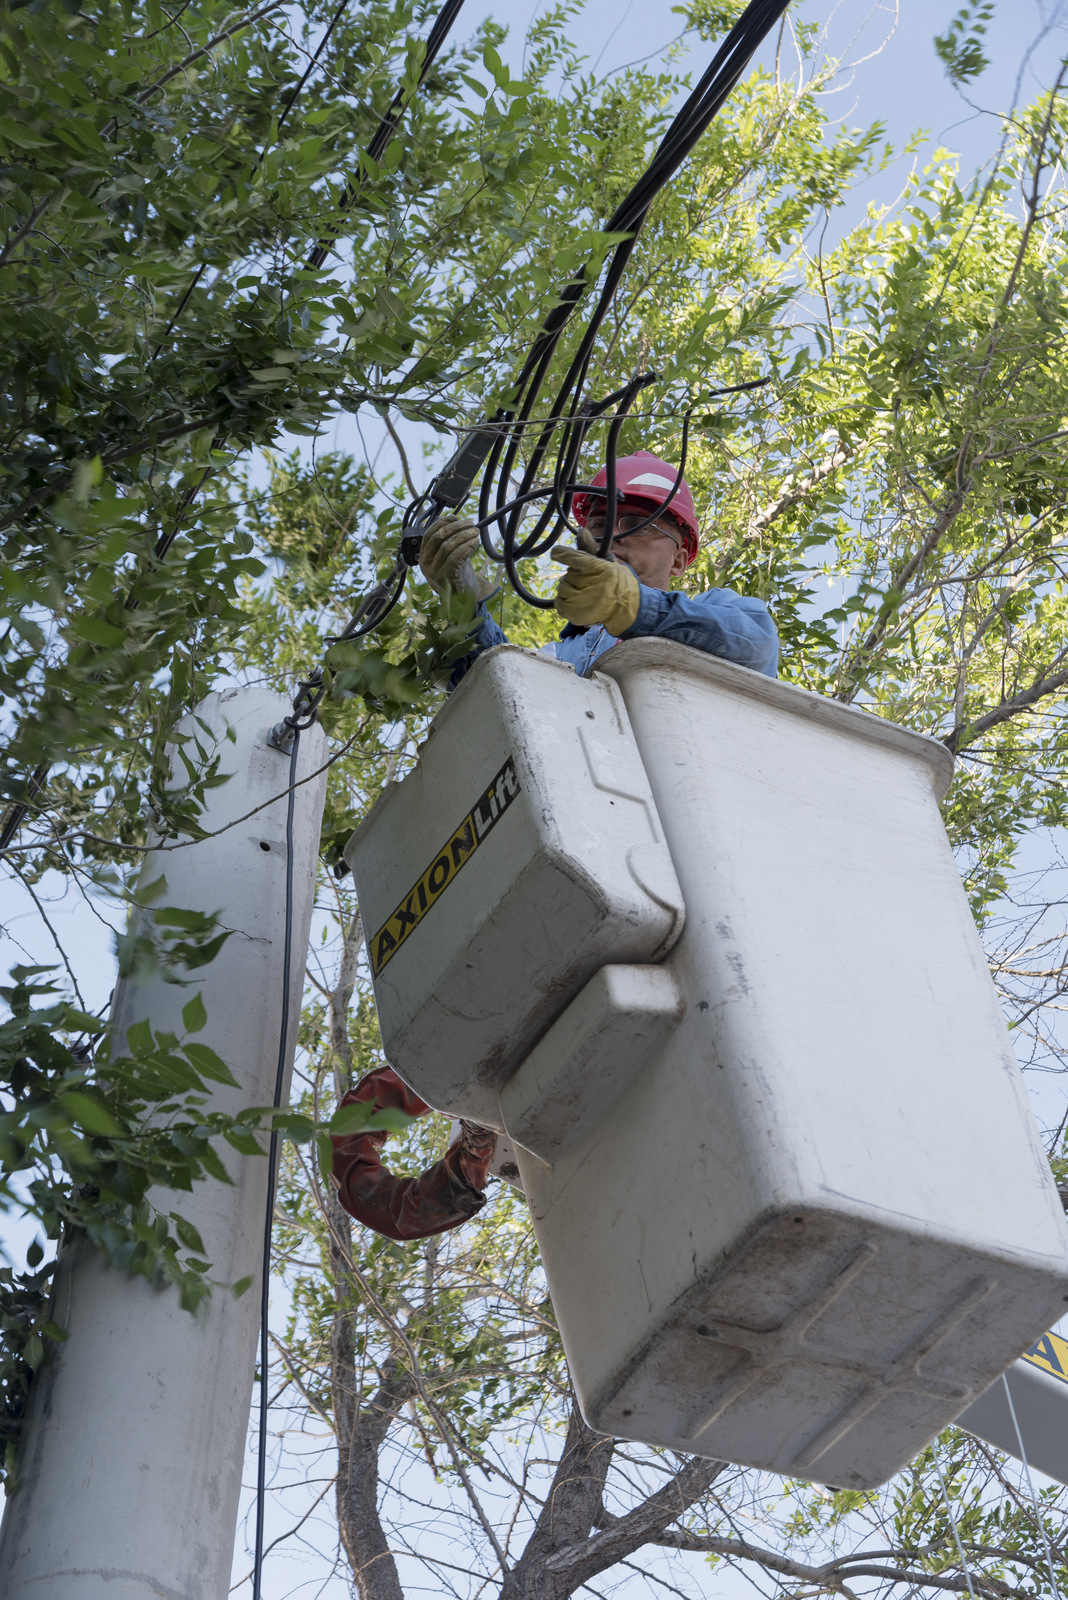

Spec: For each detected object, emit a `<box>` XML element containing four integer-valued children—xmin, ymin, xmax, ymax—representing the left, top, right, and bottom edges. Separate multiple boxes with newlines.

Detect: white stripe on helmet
<box><xmin>628</xmin><ymin>472</ymin><xmax>677</xmax><ymax>492</ymax></box>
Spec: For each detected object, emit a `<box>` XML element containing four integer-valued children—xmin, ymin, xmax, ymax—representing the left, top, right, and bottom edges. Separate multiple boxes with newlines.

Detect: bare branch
<box><xmin>746</xmin><ymin>441</ymin><xmax>853</xmax><ymax>542</ymax></box>
<box><xmin>499</xmin><ymin>1395</ymin><xmax>614</xmax><ymax>1600</ymax></box>
<box><xmin>647</xmin><ymin>1530</ymin><xmax>1026</xmax><ymax>1600</ymax></box>
<box><xmin>945</xmin><ymin>661</ymin><xmax>1068</xmax><ymax>753</ymax></box>
<box><xmin>540</xmin><ymin>1454</ymin><xmax>725</xmax><ymax>1595</ymax></box>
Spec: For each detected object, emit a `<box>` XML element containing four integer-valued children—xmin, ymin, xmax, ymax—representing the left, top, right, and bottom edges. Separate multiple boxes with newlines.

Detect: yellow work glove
<box><xmin>419</xmin><ymin>515</ymin><xmax>496</xmax><ymax>600</ymax></box>
<box><xmin>552</xmin><ymin>546</ymin><xmax>641</xmax><ymax>637</ymax></box>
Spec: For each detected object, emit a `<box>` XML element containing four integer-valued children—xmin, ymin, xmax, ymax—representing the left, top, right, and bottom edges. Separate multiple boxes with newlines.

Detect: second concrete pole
<box><xmin>0</xmin><ymin>686</ymin><xmax>328</xmax><ymax>1600</ymax></box>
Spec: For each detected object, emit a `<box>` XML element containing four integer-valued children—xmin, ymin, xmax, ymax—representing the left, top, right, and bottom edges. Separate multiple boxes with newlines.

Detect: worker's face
<box><xmin>583</xmin><ymin>510</ymin><xmax>691</xmax><ymax>591</ymax></box>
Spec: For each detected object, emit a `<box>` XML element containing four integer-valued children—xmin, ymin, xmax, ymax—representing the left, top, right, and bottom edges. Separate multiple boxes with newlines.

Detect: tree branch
<box><xmin>0</xmin><ymin>412</ymin><xmax>226</xmax><ymax>536</ymax></box>
<box><xmin>500</xmin><ymin>1394</ymin><xmax>615</xmax><ymax>1600</ymax></box>
<box><xmin>746</xmin><ymin>443</ymin><xmax>853</xmax><ymax>542</ymax></box>
<box><xmin>1</xmin><ymin>3</ymin><xmax>288</xmax><ymax>269</ymax></box>
<box><xmin>323</xmin><ymin>1193</ymin><xmax>511</xmax><ymax>1576</ymax></box>
<box><xmin>130</xmin><ymin>0</ymin><xmax>289</xmax><ymax>109</ymax></box>
<box><xmin>840</xmin><ymin>481</ymin><xmax>970</xmax><ymax>694</ymax></box>
<box><xmin>329</xmin><ymin>1188</ymin><xmax>415</xmax><ymax>1600</ymax></box>
<box><xmin>327</xmin><ymin>907</ymin><xmax>363</xmax><ymax>1096</ymax></box>
<box><xmin>541</xmin><ymin>1454</ymin><xmax>724</xmax><ymax>1594</ymax></box>
<box><xmin>647</xmin><ymin>1530</ymin><xmax>1025</xmax><ymax>1599</ymax></box>
<box><xmin>378</xmin><ymin>409</ymin><xmax>419</xmax><ymax>500</ymax></box>
<box><xmin>0</xmin><ymin>193</ymin><xmax>65</xmax><ymax>270</ymax></box>
<box><xmin>944</xmin><ymin>661</ymin><xmax>1068</xmax><ymax>753</ymax></box>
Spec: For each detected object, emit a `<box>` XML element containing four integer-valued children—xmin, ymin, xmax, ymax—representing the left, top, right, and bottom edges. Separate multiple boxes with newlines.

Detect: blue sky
<box><xmin>472</xmin><ymin>0</ymin><xmax>1065</xmax><ymax>190</ymax></box>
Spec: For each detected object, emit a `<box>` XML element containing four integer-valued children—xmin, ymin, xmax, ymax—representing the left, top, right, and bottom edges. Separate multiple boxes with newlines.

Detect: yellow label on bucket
<box><xmin>369</xmin><ymin>756</ymin><xmax>520</xmax><ymax>978</ymax></box>
<box><xmin>1022</xmin><ymin>1328</ymin><xmax>1068</xmax><ymax>1387</ymax></box>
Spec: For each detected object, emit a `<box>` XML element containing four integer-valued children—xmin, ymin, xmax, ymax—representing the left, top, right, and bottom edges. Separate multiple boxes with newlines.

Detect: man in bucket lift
<box><xmin>425</xmin><ymin>449</ymin><xmax>779</xmax><ymax>681</ymax></box>
<box><xmin>330</xmin><ymin>452</ymin><xmax>778</xmax><ymax>1242</ymax></box>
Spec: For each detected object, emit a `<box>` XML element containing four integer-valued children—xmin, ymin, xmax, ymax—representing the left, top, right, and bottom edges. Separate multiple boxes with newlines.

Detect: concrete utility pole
<box><xmin>0</xmin><ymin>686</ymin><xmax>328</xmax><ymax>1600</ymax></box>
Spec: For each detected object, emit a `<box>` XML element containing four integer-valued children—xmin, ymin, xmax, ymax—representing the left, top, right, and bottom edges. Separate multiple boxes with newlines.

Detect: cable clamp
<box><xmin>268</xmin><ymin>670</ymin><xmax>326</xmax><ymax>753</ymax></box>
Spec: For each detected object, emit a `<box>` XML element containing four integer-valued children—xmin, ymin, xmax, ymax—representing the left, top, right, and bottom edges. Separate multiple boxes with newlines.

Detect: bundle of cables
<box><xmin>333</xmin><ymin>0</ymin><xmax>791</xmax><ymax>647</ymax></box>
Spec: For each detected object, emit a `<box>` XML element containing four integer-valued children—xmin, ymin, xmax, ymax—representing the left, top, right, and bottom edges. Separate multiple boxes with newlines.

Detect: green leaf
<box><xmin>316</xmin><ymin>1131</ymin><xmax>334</xmax><ymax>1183</ymax></box>
<box><xmin>60</xmin><ymin>1090</ymin><xmax>124</xmax><ymax>1138</ymax></box>
<box><xmin>224</xmin><ymin>1128</ymin><xmax>265</xmax><ymax>1156</ymax></box>
<box><xmin>12</xmin><ymin>616</ymin><xmax>46</xmax><ymax>650</ymax></box>
<box><xmin>183</xmin><ymin>1042</ymin><xmax>238</xmax><ymax>1086</ymax></box>
<box><xmin>171</xmin><ymin>1213</ymin><xmax>205</xmax><ymax>1255</ymax></box>
<box><xmin>198</xmin><ymin>1142</ymin><xmax>233</xmax><ymax>1185</ymax></box>
<box><xmin>270</xmin><ymin>1112</ymin><xmax>315</xmax><ymax>1142</ymax></box>
<box><xmin>329</xmin><ymin>1100</ymin><xmax>376</xmax><ymax>1136</ymax></box>
<box><xmin>181</xmin><ymin>993</ymin><xmax>207</xmax><ymax>1034</ymax></box>
<box><xmin>67</xmin><ymin>616</ymin><xmax>126</xmax><ymax>648</ymax></box>
<box><xmin>72</xmin><ymin>454</ymin><xmax>104</xmax><ymax>502</ymax></box>
<box><xmin>364</xmin><ymin>1107</ymin><xmax>416</xmax><ymax>1134</ymax></box>
<box><xmin>63</xmin><ymin>1008</ymin><xmax>104</xmax><ymax>1034</ymax></box>
<box><xmin>153</xmin><ymin>907</ymin><xmax>211</xmax><ymax>931</ymax></box>
<box><xmin>126</xmin><ymin>1020</ymin><xmax>154</xmax><ymax>1056</ymax></box>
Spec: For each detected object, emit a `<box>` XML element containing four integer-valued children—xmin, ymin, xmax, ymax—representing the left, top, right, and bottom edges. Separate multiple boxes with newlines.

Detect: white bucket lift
<box><xmin>351</xmin><ymin>647</ymin><xmax>685</xmax><ymax>1128</ymax></box>
<box><xmin>346</xmin><ymin>641</ymin><xmax>1068</xmax><ymax>1489</ymax></box>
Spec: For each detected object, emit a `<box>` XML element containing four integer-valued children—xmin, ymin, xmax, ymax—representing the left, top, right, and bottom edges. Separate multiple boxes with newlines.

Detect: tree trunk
<box><xmin>499</xmin><ymin>1394</ymin><xmax>615</xmax><ymax>1600</ymax></box>
<box><xmin>326</xmin><ymin>907</ymin><xmax>420</xmax><ymax>1599</ymax></box>
<box><xmin>500</xmin><ymin>1391</ymin><xmax>724</xmax><ymax>1600</ymax></box>
<box><xmin>330</xmin><ymin>1187</ymin><xmax>416</xmax><ymax>1600</ymax></box>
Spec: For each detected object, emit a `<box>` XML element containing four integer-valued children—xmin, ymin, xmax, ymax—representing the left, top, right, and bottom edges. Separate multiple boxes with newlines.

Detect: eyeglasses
<box><xmin>585</xmin><ymin>512</ymin><xmax>681</xmax><ymax>549</ymax></box>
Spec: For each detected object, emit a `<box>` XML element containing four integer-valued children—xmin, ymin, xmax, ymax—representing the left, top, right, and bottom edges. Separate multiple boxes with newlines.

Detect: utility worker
<box><xmin>332</xmin><ymin>452</ymin><xmax>777</xmax><ymax>1242</ymax></box>
<box><xmin>330</xmin><ymin>1065</ymin><xmax>498</xmax><ymax>1241</ymax></box>
<box><xmin>419</xmin><ymin>450</ymin><xmax>779</xmax><ymax>680</ymax></box>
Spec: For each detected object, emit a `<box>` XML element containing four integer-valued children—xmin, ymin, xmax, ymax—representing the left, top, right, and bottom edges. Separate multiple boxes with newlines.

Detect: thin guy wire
<box><xmin>252</xmin><ymin>725</ymin><xmax>301</xmax><ymax>1600</ymax></box>
<box><xmin>1002</xmin><ymin>1370</ymin><xmax>1064</xmax><ymax>1600</ymax></box>
<box><xmin>934</xmin><ymin>1452</ymin><xmax>979</xmax><ymax>1600</ymax></box>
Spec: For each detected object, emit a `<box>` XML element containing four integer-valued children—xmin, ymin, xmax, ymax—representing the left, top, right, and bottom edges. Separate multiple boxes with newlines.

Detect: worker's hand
<box><xmin>419</xmin><ymin>515</ymin><xmax>495</xmax><ymax>601</ymax></box>
<box><xmin>455</xmin><ymin>1119</ymin><xmax>498</xmax><ymax>1194</ymax></box>
<box><xmin>552</xmin><ymin>546</ymin><xmax>641</xmax><ymax>636</ymax></box>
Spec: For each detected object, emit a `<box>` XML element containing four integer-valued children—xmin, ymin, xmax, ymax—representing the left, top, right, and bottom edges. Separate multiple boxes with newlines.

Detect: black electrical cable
<box><xmin>434</xmin><ymin>383</ymin><xmax>766</xmax><ymax>543</ymax></box>
<box><xmin>307</xmin><ymin>0</ymin><xmax>467</xmax><ymax>268</ymax></box>
<box><xmin>251</xmin><ymin>723</ymin><xmax>301</xmax><ymax>1600</ymax></box>
<box><xmin>486</xmin><ymin>0</ymin><xmax>791</xmax><ymax>575</ymax></box>
<box><xmin>377</xmin><ymin>0</ymin><xmax>791</xmax><ymax>610</ymax></box>
<box><xmin>0</xmin><ymin>760</ymin><xmax>49</xmax><ymax>854</ymax></box>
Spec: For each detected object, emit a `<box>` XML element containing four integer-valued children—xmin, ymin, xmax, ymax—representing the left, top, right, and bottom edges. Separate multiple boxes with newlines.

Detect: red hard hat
<box><xmin>572</xmin><ymin>450</ymin><xmax>699</xmax><ymax>566</ymax></box>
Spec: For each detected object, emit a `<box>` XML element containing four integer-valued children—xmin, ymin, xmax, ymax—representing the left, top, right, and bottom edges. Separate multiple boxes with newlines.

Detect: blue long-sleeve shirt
<box><xmin>452</xmin><ymin>580</ymin><xmax>779</xmax><ymax>685</ymax></box>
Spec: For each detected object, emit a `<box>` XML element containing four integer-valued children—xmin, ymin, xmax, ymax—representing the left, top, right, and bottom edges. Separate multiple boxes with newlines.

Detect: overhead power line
<box><xmin>327</xmin><ymin>0</ymin><xmax>792</xmax><ymax>640</ymax></box>
<box><xmin>307</xmin><ymin>0</ymin><xmax>467</xmax><ymax>268</ymax></box>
